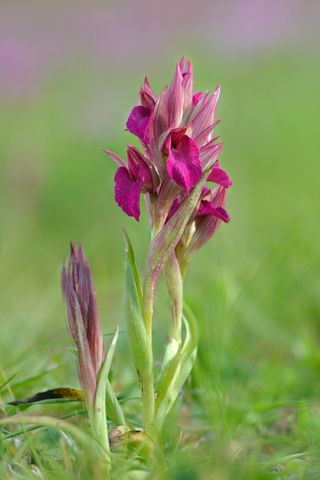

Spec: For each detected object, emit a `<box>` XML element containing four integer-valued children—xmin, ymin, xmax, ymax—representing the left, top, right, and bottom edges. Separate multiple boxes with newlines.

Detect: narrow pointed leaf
<box><xmin>123</xmin><ymin>228</ymin><xmax>143</xmax><ymax>309</ymax></box>
<box><xmin>106</xmin><ymin>380</ymin><xmax>130</xmax><ymax>428</ymax></box>
<box><xmin>93</xmin><ymin>325</ymin><xmax>119</xmax><ymax>451</ymax></box>
<box><xmin>123</xmin><ymin>230</ymin><xmax>152</xmax><ymax>379</ymax></box>
<box><xmin>154</xmin><ymin>303</ymin><xmax>198</xmax><ymax>430</ymax></box>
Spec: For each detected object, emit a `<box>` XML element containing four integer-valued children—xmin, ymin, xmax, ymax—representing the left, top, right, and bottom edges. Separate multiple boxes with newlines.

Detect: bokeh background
<box><xmin>1</xmin><ymin>0</ymin><xmax>320</xmax><ymax>409</ymax></box>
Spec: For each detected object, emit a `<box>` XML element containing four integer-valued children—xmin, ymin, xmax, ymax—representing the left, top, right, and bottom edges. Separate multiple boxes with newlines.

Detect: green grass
<box><xmin>1</xmin><ymin>51</ymin><xmax>320</xmax><ymax>478</ymax></box>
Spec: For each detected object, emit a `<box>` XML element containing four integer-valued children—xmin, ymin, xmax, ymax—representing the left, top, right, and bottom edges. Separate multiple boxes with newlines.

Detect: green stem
<box><xmin>141</xmin><ymin>371</ymin><xmax>155</xmax><ymax>433</ymax></box>
<box><xmin>142</xmin><ymin>276</ymin><xmax>154</xmax><ymax>341</ymax></box>
<box><xmin>179</xmin><ymin>259</ymin><xmax>189</xmax><ymax>281</ymax></box>
<box><xmin>0</xmin><ymin>414</ymin><xmax>111</xmax><ymax>478</ymax></box>
<box><xmin>164</xmin><ymin>253</ymin><xmax>183</xmax><ymax>343</ymax></box>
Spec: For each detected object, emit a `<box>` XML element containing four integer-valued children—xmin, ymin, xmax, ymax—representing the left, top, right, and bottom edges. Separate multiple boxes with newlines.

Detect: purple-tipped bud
<box><xmin>61</xmin><ymin>242</ymin><xmax>104</xmax><ymax>400</ymax></box>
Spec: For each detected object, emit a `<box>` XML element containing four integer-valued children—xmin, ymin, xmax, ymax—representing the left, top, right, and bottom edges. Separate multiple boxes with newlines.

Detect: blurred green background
<box><xmin>1</xmin><ymin>0</ymin><xmax>320</xmax><ymax>413</ymax></box>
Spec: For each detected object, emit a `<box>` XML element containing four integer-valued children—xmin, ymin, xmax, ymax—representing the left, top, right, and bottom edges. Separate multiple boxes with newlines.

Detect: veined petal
<box><xmin>194</xmin><ymin>120</ymin><xmax>221</xmax><ymax>148</ymax></box>
<box><xmin>207</xmin><ymin>162</ymin><xmax>232</xmax><ymax>188</ymax></box>
<box><xmin>182</xmin><ymin>59</ymin><xmax>194</xmax><ymax>112</ymax></box>
<box><xmin>138</xmin><ymin>79</ymin><xmax>157</xmax><ymax>112</ymax></box>
<box><xmin>143</xmin><ymin>76</ymin><xmax>158</xmax><ymax>103</ymax></box>
<box><xmin>192</xmin><ymin>85</ymin><xmax>220</xmax><ymax>139</ymax></box>
<box><xmin>104</xmin><ymin>150</ymin><xmax>127</xmax><ymax>168</ymax></box>
<box><xmin>152</xmin><ymin>86</ymin><xmax>169</xmax><ymax>141</ymax></box>
<box><xmin>126</xmin><ymin>106</ymin><xmax>151</xmax><ymax>143</ymax></box>
<box><xmin>127</xmin><ymin>145</ymin><xmax>149</xmax><ymax>181</ymax></box>
<box><xmin>148</xmin><ymin>88</ymin><xmax>169</xmax><ymax>179</ymax></box>
<box><xmin>139</xmin><ymin>88</ymin><xmax>156</xmax><ymax>112</ymax></box>
<box><xmin>200</xmin><ymin>142</ymin><xmax>223</xmax><ymax>172</ymax></box>
<box><xmin>179</xmin><ymin>56</ymin><xmax>186</xmax><ymax>71</ymax></box>
<box><xmin>193</xmin><ymin>91</ymin><xmax>202</xmax><ymax>106</ymax></box>
<box><xmin>170</xmin><ymin>125</ymin><xmax>192</xmax><ymax>147</ymax></box>
<box><xmin>167</xmin><ymin>62</ymin><xmax>184</xmax><ymax>127</ymax></box>
<box><xmin>114</xmin><ymin>167</ymin><xmax>142</xmax><ymax>221</ymax></box>
<box><xmin>165</xmin><ymin>198</ymin><xmax>180</xmax><ymax>224</ymax></box>
<box><xmin>183</xmin><ymin>91</ymin><xmax>208</xmax><ymax>126</ymax></box>
<box><xmin>139</xmin><ymin>155</ymin><xmax>160</xmax><ymax>193</ymax></box>
<box><xmin>197</xmin><ymin>200</ymin><xmax>230</xmax><ymax>222</ymax></box>
<box><xmin>167</xmin><ymin>135</ymin><xmax>202</xmax><ymax>194</ymax></box>
<box><xmin>201</xmin><ymin>186</ymin><xmax>211</xmax><ymax>199</ymax></box>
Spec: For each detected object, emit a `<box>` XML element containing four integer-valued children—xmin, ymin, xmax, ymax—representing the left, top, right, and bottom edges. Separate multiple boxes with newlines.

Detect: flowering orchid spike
<box><xmin>105</xmin><ymin>58</ymin><xmax>231</xmax><ymax>231</ymax></box>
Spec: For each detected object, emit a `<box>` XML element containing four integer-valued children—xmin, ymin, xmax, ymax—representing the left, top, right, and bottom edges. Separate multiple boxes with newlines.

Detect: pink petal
<box><xmin>104</xmin><ymin>150</ymin><xmax>127</xmax><ymax>168</ymax></box>
<box><xmin>126</xmin><ymin>106</ymin><xmax>151</xmax><ymax>143</ymax></box>
<box><xmin>182</xmin><ymin>59</ymin><xmax>194</xmax><ymax>111</ymax></box>
<box><xmin>201</xmin><ymin>186</ymin><xmax>211</xmax><ymax>199</ymax></box>
<box><xmin>165</xmin><ymin>198</ymin><xmax>180</xmax><ymax>224</ymax></box>
<box><xmin>127</xmin><ymin>145</ymin><xmax>150</xmax><ymax>181</ymax></box>
<box><xmin>167</xmin><ymin>62</ymin><xmax>183</xmax><ymax>127</ymax></box>
<box><xmin>167</xmin><ymin>135</ymin><xmax>202</xmax><ymax>194</ymax></box>
<box><xmin>152</xmin><ymin>86</ymin><xmax>169</xmax><ymax>141</ymax></box>
<box><xmin>194</xmin><ymin>120</ymin><xmax>221</xmax><ymax>148</ymax></box>
<box><xmin>138</xmin><ymin>156</ymin><xmax>158</xmax><ymax>193</ymax></box>
<box><xmin>143</xmin><ymin>77</ymin><xmax>158</xmax><ymax>103</ymax></box>
<box><xmin>197</xmin><ymin>200</ymin><xmax>230</xmax><ymax>223</ymax></box>
<box><xmin>192</xmin><ymin>85</ymin><xmax>220</xmax><ymax>139</ymax></box>
<box><xmin>139</xmin><ymin>87</ymin><xmax>156</xmax><ymax>112</ymax></box>
<box><xmin>193</xmin><ymin>91</ymin><xmax>202</xmax><ymax>106</ymax></box>
<box><xmin>200</xmin><ymin>142</ymin><xmax>223</xmax><ymax>172</ymax></box>
<box><xmin>170</xmin><ymin>126</ymin><xmax>189</xmax><ymax>147</ymax></box>
<box><xmin>114</xmin><ymin>167</ymin><xmax>142</xmax><ymax>221</ymax></box>
<box><xmin>127</xmin><ymin>145</ymin><xmax>160</xmax><ymax>192</ymax></box>
<box><xmin>207</xmin><ymin>164</ymin><xmax>232</xmax><ymax>188</ymax></box>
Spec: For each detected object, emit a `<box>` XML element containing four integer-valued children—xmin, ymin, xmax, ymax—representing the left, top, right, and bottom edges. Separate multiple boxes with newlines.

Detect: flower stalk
<box><xmin>106</xmin><ymin>57</ymin><xmax>232</xmax><ymax>435</ymax></box>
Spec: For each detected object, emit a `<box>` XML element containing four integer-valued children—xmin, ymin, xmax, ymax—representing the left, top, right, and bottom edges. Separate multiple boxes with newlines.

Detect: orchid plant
<box><xmin>0</xmin><ymin>58</ymin><xmax>231</xmax><ymax>477</ymax></box>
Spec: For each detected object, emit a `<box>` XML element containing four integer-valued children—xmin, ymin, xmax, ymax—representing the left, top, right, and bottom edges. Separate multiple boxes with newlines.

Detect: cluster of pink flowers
<box><xmin>105</xmin><ymin>58</ymin><xmax>231</xmax><ymax>258</ymax></box>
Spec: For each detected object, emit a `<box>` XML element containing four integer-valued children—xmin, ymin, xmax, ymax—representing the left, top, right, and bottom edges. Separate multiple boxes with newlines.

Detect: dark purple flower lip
<box><xmin>126</xmin><ymin>105</ymin><xmax>152</xmax><ymax>144</ymax></box>
<box><xmin>166</xmin><ymin>135</ymin><xmax>202</xmax><ymax>195</ymax></box>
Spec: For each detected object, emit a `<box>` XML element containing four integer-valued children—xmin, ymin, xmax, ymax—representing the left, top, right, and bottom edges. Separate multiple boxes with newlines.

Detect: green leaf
<box><xmin>154</xmin><ymin>336</ymin><xmax>180</xmax><ymax>410</ymax></box>
<box><xmin>154</xmin><ymin>303</ymin><xmax>199</xmax><ymax>430</ymax></box>
<box><xmin>123</xmin><ymin>228</ymin><xmax>143</xmax><ymax>310</ymax></box>
<box><xmin>123</xmin><ymin>229</ymin><xmax>152</xmax><ymax>379</ymax></box>
<box><xmin>0</xmin><ymin>372</ymin><xmax>18</xmax><ymax>392</ymax></box>
<box><xmin>105</xmin><ymin>379</ymin><xmax>132</xmax><ymax>429</ymax></box>
<box><xmin>0</xmin><ymin>415</ymin><xmax>100</xmax><ymax>454</ymax></box>
<box><xmin>94</xmin><ymin>325</ymin><xmax>119</xmax><ymax>452</ymax></box>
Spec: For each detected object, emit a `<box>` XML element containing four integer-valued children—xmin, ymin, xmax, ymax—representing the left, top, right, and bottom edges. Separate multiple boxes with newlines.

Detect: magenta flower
<box><xmin>105</xmin><ymin>145</ymin><xmax>160</xmax><ymax>221</ymax></box>
<box><xmin>207</xmin><ymin>161</ymin><xmax>232</xmax><ymax>188</ymax></box>
<box><xmin>178</xmin><ymin>185</ymin><xmax>230</xmax><ymax>276</ymax></box>
<box><xmin>105</xmin><ymin>58</ymin><xmax>231</xmax><ymax>232</ymax></box>
<box><xmin>166</xmin><ymin>134</ymin><xmax>201</xmax><ymax>194</ymax></box>
<box><xmin>126</xmin><ymin>106</ymin><xmax>152</xmax><ymax>144</ymax></box>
